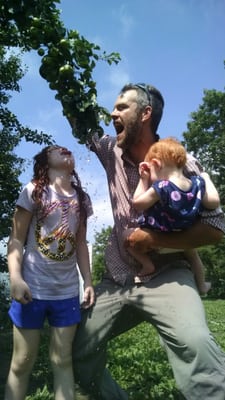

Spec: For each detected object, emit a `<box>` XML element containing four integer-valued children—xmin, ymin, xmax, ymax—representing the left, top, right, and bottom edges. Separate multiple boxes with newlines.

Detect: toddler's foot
<box><xmin>139</xmin><ymin>265</ymin><xmax>155</xmax><ymax>276</ymax></box>
<box><xmin>134</xmin><ymin>275</ymin><xmax>143</xmax><ymax>283</ymax></box>
<box><xmin>134</xmin><ymin>265</ymin><xmax>155</xmax><ymax>283</ymax></box>
<box><xmin>199</xmin><ymin>281</ymin><xmax>212</xmax><ymax>296</ymax></box>
<box><xmin>126</xmin><ymin>228</ymin><xmax>154</xmax><ymax>253</ymax></box>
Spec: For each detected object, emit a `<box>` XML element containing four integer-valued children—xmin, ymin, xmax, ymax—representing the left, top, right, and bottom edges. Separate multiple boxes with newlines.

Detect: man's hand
<box><xmin>126</xmin><ymin>223</ymin><xmax>223</xmax><ymax>253</ymax></box>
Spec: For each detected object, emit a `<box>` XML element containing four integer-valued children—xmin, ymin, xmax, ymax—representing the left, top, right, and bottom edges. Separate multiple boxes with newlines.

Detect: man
<box><xmin>73</xmin><ymin>83</ymin><xmax>225</xmax><ymax>399</ymax></box>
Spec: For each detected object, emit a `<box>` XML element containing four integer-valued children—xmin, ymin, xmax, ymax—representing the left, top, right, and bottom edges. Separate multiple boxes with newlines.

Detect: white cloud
<box><xmin>109</xmin><ymin>67</ymin><xmax>130</xmax><ymax>89</ymax></box>
<box><xmin>97</xmin><ymin>64</ymin><xmax>131</xmax><ymax>110</ymax></box>
<box><xmin>117</xmin><ymin>4</ymin><xmax>136</xmax><ymax>37</ymax></box>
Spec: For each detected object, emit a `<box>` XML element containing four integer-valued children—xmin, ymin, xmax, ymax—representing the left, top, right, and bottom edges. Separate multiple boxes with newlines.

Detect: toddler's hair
<box><xmin>144</xmin><ymin>137</ymin><xmax>187</xmax><ymax>168</ymax></box>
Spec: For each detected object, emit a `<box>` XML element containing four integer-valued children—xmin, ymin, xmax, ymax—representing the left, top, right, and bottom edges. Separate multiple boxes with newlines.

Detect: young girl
<box><xmin>4</xmin><ymin>145</ymin><xmax>95</xmax><ymax>400</ymax></box>
<box><xmin>124</xmin><ymin>137</ymin><xmax>220</xmax><ymax>294</ymax></box>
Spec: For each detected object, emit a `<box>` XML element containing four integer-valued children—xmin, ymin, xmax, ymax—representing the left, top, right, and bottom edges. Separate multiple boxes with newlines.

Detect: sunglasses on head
<box><xmin>134</xmin><ymin>83</ymin><xmax>152</xmax><ymax>105</ymax></box>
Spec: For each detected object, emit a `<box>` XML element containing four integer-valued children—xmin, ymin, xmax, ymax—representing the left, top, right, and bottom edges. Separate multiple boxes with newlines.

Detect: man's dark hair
<box><xmin>120</xmin><ymin>83</ymin><xmax>164</xmax><ymax>134</ymax></box>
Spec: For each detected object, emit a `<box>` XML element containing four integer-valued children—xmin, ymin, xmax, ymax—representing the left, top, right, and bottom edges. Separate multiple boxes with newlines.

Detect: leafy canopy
<box><xmin>0</xmin><ymin>0</ymin><xmax>120</xmax><ymax>259</ymax></box>
<box><xmin>182</xmin><ymin>73</ymin><xmax>225</xmax><ymax>298</ymax></box>
<box><xmin>183</xmin><ymin>84</ymin><xmax>225</xmax><ymax>206</ymax></box>
<box><xmin>0</xmin><ymin>47</ymin><xmax>53</xmax><ymax>246</ymax></box>
<box><xmin>0</xmin><ymin>0</ymin><xmax>121</xmax><ymax>143</ymax></box>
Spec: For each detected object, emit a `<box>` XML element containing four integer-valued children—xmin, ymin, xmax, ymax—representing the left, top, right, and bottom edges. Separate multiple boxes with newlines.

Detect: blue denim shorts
<box><xmin>9</xmin><ymin>296</ymin><xmax>81</xmax><ymax>328</ymax></box>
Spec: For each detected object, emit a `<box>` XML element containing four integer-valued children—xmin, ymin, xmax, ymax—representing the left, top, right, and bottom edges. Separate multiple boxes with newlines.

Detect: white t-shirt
<box><xmin>17</xmin><ymin>182</ymin><xmax>93</xmax><ymax>300</ymax></box>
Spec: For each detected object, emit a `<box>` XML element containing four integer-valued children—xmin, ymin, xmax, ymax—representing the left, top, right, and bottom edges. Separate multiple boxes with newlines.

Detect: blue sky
<box><xmin>8</xmin><ymin>0</ymin><xmax>225</xmax><ymax>243</ymax></box>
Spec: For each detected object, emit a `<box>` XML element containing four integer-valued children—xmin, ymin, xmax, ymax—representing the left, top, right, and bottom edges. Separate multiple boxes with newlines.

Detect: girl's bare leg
<box><xmin>50</xmin><ymin>325</ymin><xmax>77</xmax><ymax>400</ymax></box>
<box><xmin>4</xmin><ymin>326</ymin><xmax>40</xmax><ymax>400</ymax></box>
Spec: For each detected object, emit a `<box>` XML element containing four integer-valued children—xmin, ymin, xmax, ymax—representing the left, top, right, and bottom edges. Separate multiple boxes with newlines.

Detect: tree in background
<box><xmin>0</xmin><ymin>0</ymin><xmax>120</xmax><ymax>143</ymax></box>
<box><xmin>183</xmin><ymin>83</ymin><xmax>225</xmax><ymax>207</ymax></box>
<box><xmin>183</xmin><ymin>74</ymin><xmax>225</xmax><ymax>298</ymax></box>
<box><xmin>0</xmin><ymin>48</ymin><xmax>53</xmax><ymax>272</ymax></box>
<box><xmin>0</xmin><ymin>0</ymin><xmax>120</xmax><ymax>269</ymax></box>
<box><xmin>92</xmin><ymin>226</ymin><xmax>112</xmax><ymax>285</ymax></box>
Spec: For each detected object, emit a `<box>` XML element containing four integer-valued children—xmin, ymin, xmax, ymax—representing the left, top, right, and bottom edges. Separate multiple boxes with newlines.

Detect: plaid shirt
<box><xmin>91</xmin><ymin>134</ymin><xmax>225</xmax><ymax>286</ymax></box>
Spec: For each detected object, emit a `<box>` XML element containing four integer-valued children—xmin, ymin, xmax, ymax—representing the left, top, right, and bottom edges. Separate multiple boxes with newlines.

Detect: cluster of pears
<box><xmin>4</xmin><ymin>4</ymin><xmax>119</xmax><ymax>143</ymax></box>
<box><xmin>36</xmin><ymin>28</ymin><xmax>106</xmax><ymax>143</ymax></box>
<box><xmin>2</xmin><ymin>3</ymin><xmax>118</xmax><ymax>142</ymax></box>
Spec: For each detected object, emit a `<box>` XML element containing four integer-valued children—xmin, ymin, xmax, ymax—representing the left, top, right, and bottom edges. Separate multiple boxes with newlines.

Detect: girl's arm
<box><xmin>201</xmin><ymin>172</ymin><xmax>220</xmax><ymax>209</ymax></box>
<box><xmin>133</xmin><ymin>184</ymin><xmax>160</xmax><ymax>212</ymax></box>
<box><xmin>76</xmin><ymin>216</ymin><xmax>95</xmax><ymax>308</ymax></box>
<box><xmin>7</xmin><ymin>206</ymin><xmax>33</xmax><ymax>304</ymax></box>
<box><xmin>133</xmin><ymin>162</ymin><xmax>160</xmax><ymax>211</ymax></box>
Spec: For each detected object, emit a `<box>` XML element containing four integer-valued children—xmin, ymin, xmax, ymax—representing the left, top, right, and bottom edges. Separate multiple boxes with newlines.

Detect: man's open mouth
<box><xmin>114</xmin><ymin>123</ymin><xmax>124</xmax><ymax>134</ymax></box>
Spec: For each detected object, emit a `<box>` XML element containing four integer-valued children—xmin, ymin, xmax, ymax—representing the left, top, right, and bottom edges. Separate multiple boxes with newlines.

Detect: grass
<box><xmin>0</xmin><ymin>299</ymin><xmax>225</xmax><ymax>400</ymax></box>
<box><xmin>204</xmin><ymin>299</ymin><xmax>225</xmax><ymax>342</ymax></box>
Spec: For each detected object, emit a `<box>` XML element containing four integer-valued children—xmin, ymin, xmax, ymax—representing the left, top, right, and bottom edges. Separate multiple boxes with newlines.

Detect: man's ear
<box><xmin>142</xmin><ymin>105</ymin><xmax>152</xmax><ymax>122</ymax></box>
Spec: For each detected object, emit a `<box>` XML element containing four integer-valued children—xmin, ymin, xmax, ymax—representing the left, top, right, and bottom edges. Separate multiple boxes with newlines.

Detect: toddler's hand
<box><xmin>139</xmin><ymin>162</ymin><xmax>151</xmax><ymax>179</ymax></box>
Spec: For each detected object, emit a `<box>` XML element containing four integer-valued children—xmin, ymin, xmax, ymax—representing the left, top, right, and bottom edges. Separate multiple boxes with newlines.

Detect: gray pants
<box><xmin>73</xmin><ymin>262</ymin><xmax>225</xmax><ymax>400</ymax></box>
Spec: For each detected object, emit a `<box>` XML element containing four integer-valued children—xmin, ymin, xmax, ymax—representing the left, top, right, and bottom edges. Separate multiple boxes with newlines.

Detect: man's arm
<box><xmin>126</xmin><ymin>221</ymin><xmax>224</xmax><ymax>253</ymax></box>
<box><xmin>126</xmin><ymin>152</ymin><xmax>222</xmax><ymax>252</ymax></box>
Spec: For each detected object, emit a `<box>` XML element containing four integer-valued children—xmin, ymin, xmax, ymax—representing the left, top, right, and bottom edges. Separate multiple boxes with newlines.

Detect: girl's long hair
<box><xmin>32</xmin><ymin>146</ymin><xmax>89</xmax><ymax>221</ymax></box>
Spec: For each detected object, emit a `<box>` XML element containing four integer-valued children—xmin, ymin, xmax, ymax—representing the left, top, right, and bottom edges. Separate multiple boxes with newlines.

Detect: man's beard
<box><xmin>117</xmin><ymin>118</ymin><xmax>142</xmax><ymax>150</ymax></box>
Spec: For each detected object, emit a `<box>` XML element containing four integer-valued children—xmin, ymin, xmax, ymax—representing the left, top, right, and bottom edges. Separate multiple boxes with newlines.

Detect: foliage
<box><xmin>183</xmin><ymin>86</ymin><xmax>225</xmax><ymax>206</ymax></box>
<box><xmin>0</xmin><ymin>0</ymin><xmax>121</xmax><ymax>143</ymax></box>
<box><xmin>107</xmin><ymin>323</ymin><xmax>184</xmax><ymax>400</ymax></box>
<box><xmin>0</xmin><ymin>47</ymin><xmax>53</xmax><ymax>247</ymax></box>
<box><xmin>182</xmin><ymin>81</ymin><xmax>225</xmax><ymax>298</ymax></box>
<box><xmin>0</xmin><ymin>253</ymin><xmax>7</xmax><ymax>271</ymax></box>
<box><xmin>92</xmin><ymin>226</ymin><xmax>112</xmax><ymax>285</ymax></box>
<box><xmin>198</xmin><ymin>237</ymin><xmax>225</xmax><ymax>298</ymax></box>
<box><xmin>0</xmin><ymin>275</ymin><xmax>11</xmax><ymax>330</ymax></box>
<box><xmin>204</xmin><ymin>299</ymin><xmax>225</xmax><ymax>344</ymax></box>
<box><xmin>1</xmin><ymin>300</ymin><xmax>225</xmax><ymax>399</ymax></box>
<box><xmin>26</xmin><ymin>385</ymin><xmax>53</xmax><ymax>400</ymax></box>
<box><xmin>0</xmin><ymin>0</ymin><xmax>119</xmax><ymax>261</ymax></box>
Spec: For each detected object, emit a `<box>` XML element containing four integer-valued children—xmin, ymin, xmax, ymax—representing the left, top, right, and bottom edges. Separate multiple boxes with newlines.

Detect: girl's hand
<box><xmin>10</xmin><ymin>278</ymin><xmax>32</xmax><ymax>304</ymax></box>
<box><xmin>81</xmin><ymin>285</ymin><xmax>95</xmax><ymax>309</ymax></box>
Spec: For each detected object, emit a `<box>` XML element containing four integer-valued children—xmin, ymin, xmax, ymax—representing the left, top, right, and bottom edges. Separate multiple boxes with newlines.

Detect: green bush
<box><xmin>0</xmin><ymin>275</ymin><xmax>11</xmax><ymax>330</ymax></box>
<box><xmin>26</xmin><ymin>385</ymin><xmax>53</xmax><ymax>400</ymax></box>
